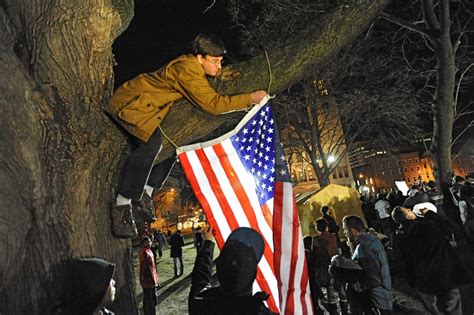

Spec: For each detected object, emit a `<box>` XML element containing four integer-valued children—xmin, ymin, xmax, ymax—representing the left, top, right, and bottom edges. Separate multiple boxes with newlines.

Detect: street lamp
<box><xmin>327</xmin><ymin>155</ymin><xmax>335</xmax><ymax>163</ymax></box>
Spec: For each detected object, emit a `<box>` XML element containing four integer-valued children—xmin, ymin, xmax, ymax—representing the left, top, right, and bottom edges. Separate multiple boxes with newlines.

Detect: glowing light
<box><xmin>327</xmin><ymin>155</ymin><xmax>335</xmax><ymax>163</ymax></box>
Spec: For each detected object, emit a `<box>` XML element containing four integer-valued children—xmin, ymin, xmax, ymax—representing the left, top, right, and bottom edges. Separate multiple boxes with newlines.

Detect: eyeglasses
<box><xmin>204</xmin><ymin>57</ymin><xmax>224</xmax><ymax>67</ymax></box>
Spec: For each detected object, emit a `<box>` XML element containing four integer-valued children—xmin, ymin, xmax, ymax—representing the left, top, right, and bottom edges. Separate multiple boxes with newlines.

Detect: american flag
<box><xmin>177</xmin><ymin>103</ymin><xmax>313</xmax><ymax>314</ymax></box>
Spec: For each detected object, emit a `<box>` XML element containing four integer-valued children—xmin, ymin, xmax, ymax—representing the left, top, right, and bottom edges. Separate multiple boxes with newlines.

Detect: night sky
<box><xmin>112</xmin><ymin>0</ymin><xmax>241</xmax><ymax>87</ymax></box>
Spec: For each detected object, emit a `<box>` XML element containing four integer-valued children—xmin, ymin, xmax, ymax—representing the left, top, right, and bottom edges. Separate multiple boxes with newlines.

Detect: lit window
<box><xmin>415</xmin><ymin>158</ymin><xmax>418</xmax><ymax>163</ymax></box>
<box><xmin>408</xmin><ymin>159</ymin><xmax>412</xmax><ymax>163</ymax></box>
<box><xmin>403</xmin><ymin>160</ymin><xmax>406</xmax><ymax>164</ymax></box>
<box><xmin>404</xmin><ymin>167</ymin><xmax>408</xmax><ymax>172</ymax></box>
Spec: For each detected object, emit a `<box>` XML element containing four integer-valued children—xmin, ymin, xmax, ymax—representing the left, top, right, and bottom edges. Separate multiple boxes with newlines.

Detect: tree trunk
<box><xmin>0</xmin><ymin>0</ymin><xmax>389</xmax><ymax>313</ymax></box>
<box><xmin>0</xmin><ymin>0</ymin><xmax>137</xmax><ymax>313</ymax></box>
<box><xmin>431</xmin><ymin>34</ymin><xmax>456</xmax><ymax>185</ymax></box>
<box><xmin>424</xmin><ymin>0</ymin><xmax>455</xmax><ymax>185</ymax></box>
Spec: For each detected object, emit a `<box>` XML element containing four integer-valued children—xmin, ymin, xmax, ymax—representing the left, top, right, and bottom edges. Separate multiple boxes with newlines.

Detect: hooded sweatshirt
<box><xmin>55</xmin><ymin>258</ymin><xmax>115</xmax><ymax>315</ymax></box>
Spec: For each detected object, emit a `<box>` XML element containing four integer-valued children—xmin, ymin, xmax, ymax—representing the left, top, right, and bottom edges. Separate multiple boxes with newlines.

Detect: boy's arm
<box><xmin>174</xmin><ymin>66</ymin><xmax>253</xmax><ymax>114</ymax></box>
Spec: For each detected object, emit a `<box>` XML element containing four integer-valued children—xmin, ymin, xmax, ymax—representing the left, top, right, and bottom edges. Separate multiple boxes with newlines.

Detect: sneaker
<box><xmin>135</xmin><ymin>193</ymin><xmax>156</xmax><ymax>223</ymax></box>
<box><xmin>111</xmin><ymin>204</ymin><xmax>138</xmax><ymax>238</ymax></box>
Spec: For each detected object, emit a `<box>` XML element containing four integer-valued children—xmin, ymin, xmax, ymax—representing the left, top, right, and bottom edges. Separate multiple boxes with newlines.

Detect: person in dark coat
<box><xmin>392</xmin><ymin>205</ymin><xmax>471</xmax><ymax>315</ymax></box>
<box><xmin>153</xmin><ymin>229</ymin><xmax>168</xmax><ymax>259</ymax></box>
<box><xmin>189</xmin><ymin>226</ymin><xmax>277</xmax><ymax>315</ymax></box>
<box><xmin>169</xmin><ymin>229</ymin><xmax>185</xmax><ymax>277</ymax></box>
<box><xmin>194</xmin><ymin>226</ymin><xmax>203</xmax><ymax>252</ymax></box>
<box><xmin>321</xmin><ymin>206</ymin><xmax>340</xmax><ymax>234</ymax></box>
<box><xmin>53</xmin><ymin>258</ymin><xmax>116</xmax><ymax>315</ymax></box>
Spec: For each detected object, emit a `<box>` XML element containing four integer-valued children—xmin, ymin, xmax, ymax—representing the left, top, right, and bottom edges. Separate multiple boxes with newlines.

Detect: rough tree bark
<box><xmin>424</xmin><ymin>0</ymin><xmax>456</xmax><ymax>185</ymax></box>
<box><xmin>0</xmin><ymin>0</ymin><xmax>388</xmax><ymax>313</ymax></box>
<box><xmin>0</xmin><ymin>0</ymin><xmax>136</xmax><ymax>313</ymax></box>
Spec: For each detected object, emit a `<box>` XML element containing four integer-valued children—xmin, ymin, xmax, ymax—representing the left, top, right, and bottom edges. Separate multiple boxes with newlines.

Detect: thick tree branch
<box><xmin>158</xmin><ymin>0</ymin><xmax>391</xmax><ymax>162</ymax></box>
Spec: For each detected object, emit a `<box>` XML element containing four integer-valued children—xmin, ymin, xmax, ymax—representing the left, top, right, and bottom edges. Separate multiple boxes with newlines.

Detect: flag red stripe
<box><xmin>300</xmin><ymin>262</ymin><xmax>310</xmax><ymax>315</ymax></box>
<box><xmin>261</xmin><ymin>203</ymin><xmax>273</xmax><ymax>230</ymax></box>
<box><xmin>284</xmin><ymin>190</ymin><xmax>299</xmax><ymax>314</ymax></box>
<box><xmin>273</xmin><ymin>183</ymin><xmax>284</xmax><ymax>309</ymax></box>
<box><xmin>178</xmin><ymin>152</ymin><xmax>225</xmax><ymax>248</ymax></box>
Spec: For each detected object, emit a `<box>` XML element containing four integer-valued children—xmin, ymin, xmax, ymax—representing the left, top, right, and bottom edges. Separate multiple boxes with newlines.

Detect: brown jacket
<box><xmin>108</xmin><ymin>54</ymin><xmax>253</xmax><ymax>141</ymax></box>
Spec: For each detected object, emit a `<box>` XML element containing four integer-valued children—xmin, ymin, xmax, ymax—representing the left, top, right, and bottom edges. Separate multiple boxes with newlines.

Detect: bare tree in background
<box><xmin>229</xmin><ymin>0</ymin><xmax>474</xmax><ymax>187</ymax></box>
<box><xmin>381</xmin><ymin>0</ymin><xmax>474</xmax><ymax>185</ymax></box>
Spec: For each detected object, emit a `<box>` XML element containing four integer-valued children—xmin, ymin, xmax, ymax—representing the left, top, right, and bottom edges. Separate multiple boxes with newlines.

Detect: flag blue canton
<box><xmin>231</xmin><ymin>104</ymin><xmax>289</xmax><ymax>206</ymax></box>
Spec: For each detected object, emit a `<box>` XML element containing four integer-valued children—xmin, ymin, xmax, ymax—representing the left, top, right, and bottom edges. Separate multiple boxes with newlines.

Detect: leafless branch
<box><xmin>202</xmin><ymin>0</ymin><xmax>216</xmax><ymax>14</ymax></box>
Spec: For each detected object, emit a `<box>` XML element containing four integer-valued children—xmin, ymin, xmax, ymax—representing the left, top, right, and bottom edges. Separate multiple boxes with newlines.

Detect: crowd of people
<box><xmin>304</xmin><ymin>175</ymin><xmax>473</xmax><ymax>315</ymax></box>
<box><xmin>50</xmin><ymin>175</ymin><xmax>472</xmax><ymax>314</ymax></box>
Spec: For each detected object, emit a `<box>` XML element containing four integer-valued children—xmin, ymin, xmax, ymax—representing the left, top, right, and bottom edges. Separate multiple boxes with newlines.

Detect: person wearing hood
<box><xmin>188</xmin><ymin>226</ymin><xmax>277</xmax><ymax>315</ymax></box>
<box><xmin>53</xmin><ymin>257</ymin><xmax>116</xmax><ymax>315</ymax></box>
<box><xmin>392</xmin><ymin>205</ymin><xmax>471</xmax><ymax>314</ymax></box>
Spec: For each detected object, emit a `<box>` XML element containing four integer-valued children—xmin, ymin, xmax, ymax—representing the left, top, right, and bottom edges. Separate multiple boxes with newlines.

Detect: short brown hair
<box><xmin>342</xmin><ymin>215</ymin><xmax>365</xmax><ymax>232</ymax></box>
<box><xmin>192</xmin><ymin>33</ymin><xmax>226</xmax><ymax>57</ymax></box>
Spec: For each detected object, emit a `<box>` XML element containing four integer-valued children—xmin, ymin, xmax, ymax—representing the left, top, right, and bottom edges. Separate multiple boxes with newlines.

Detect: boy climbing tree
<box><xmin>107</xmin><ymin>33</ymin><xmax>267</xmax><ymax>238</ymax></box>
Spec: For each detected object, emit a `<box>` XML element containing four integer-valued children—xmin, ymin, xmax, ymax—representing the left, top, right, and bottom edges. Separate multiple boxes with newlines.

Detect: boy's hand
<box><xmin>219</xmin><ymin>69</ymin><xmax>241</xmax><ymax>81</ymax></box>
<box><xmin>203</xmin><ymin>225</ymin><xmax>214</xmax><ymax>241</ymax></box>
<box><xmin>251</xmin><ymin>90</ymin><xmax>267</xmax><ymax>104</ymax></box>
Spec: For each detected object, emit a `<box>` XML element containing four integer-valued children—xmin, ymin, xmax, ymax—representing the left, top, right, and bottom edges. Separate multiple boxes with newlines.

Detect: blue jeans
<box><xmin>118</xmin><ymin>129</ymin><xmax>176</xmax><ymax>200</ymax></box>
